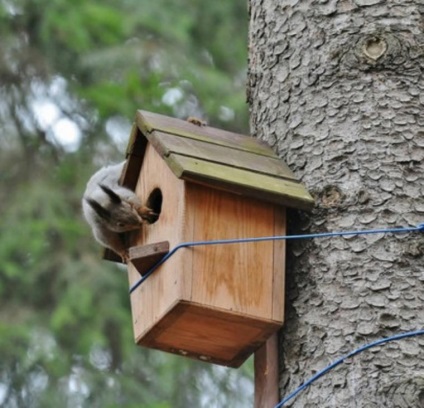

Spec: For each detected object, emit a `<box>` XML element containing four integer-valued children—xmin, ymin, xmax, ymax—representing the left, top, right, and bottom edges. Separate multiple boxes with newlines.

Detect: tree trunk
<box><xmin>248</xmin><ymin>1</ymin><xmax>424</xmax><ymax>407</ymax></box>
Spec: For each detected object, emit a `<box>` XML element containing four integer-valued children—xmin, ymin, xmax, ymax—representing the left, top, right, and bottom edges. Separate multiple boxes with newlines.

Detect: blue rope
<box><xmin>274</xmin><ymin>329</ymin><xmax>424</xmax><ymax>407</ymax></box>
<box><xmin>129</xmin><ymin>223</ymin><xmax>424</xmax><ymax>294</ymax></box>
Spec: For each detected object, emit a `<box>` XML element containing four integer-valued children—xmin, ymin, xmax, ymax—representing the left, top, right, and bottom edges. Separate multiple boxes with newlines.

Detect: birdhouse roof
<box><xmin>123</xmin><ymin>110</ymin><xmax>314</xmax><ymax>210</ymax></box>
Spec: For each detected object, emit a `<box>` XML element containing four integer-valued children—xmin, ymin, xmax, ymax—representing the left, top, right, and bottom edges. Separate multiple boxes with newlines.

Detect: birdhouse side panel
<box><xmin>187</xmin><ymin>184</ymin><xmax>277</xmax><ymax>320</ymax></box>
<box><xmin>128</xmin><ymin>143</ymin><xmax>195</xmax><ymax>340</ymax></box>
<box><xmin>272</xmin><ymin>208</ymin><xmax>286</xmax><ymax>322</ymax></box>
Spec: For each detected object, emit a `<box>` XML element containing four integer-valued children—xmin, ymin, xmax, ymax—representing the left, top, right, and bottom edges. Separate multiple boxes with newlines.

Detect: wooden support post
<box><xmin>254</xmin><ymin>333</ymin><xmax>279</xmax><ymax>408</ymax></box>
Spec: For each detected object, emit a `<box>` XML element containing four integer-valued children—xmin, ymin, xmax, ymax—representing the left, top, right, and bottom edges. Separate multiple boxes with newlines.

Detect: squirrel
<box><xmin>82</xmin><ymin>162</ymin><xmax>156</xmax><ymax>263</ymax></box>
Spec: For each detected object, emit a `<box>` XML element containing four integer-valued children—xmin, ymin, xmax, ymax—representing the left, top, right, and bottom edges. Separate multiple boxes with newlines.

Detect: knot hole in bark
<box><xmin>319</xmin><ymin>185</ymin><xmax>344</xmax><ymax>208</ymax></box>
<box><xmin>362</xmin><ymin>36</ymin><xmax>387</xmax><ymax>62</ymax></box>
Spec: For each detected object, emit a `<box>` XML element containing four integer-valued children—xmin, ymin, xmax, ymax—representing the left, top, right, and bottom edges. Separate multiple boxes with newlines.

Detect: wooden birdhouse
<box><xmin>107</xmin><ymin>110</ymin><xmax>314</xmax><ymax>367</ymax></box>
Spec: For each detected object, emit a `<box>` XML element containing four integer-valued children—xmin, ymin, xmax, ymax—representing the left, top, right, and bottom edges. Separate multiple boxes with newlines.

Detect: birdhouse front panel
<box><xmin>117</xmin><ymin>110</ymin><xmax>314</xmax><ymax>367</ymax></box>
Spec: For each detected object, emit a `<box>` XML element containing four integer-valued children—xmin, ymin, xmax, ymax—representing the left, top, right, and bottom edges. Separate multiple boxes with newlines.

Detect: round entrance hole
<box><xmin>146</xmin><ymin>188</ymin><xmax>162</xmax><ymax>224</ymax></box>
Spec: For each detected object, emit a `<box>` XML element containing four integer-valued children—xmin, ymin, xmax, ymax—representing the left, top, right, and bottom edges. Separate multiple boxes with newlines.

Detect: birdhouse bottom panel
<box><xmin>135</xmin><ymin>300</ymin><xmax>282</xmax><ymax>368</ymax></box>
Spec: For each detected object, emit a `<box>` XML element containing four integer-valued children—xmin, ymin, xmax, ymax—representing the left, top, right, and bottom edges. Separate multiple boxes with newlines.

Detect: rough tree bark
<box><xmin>248</xmin><ymin>1</ymin><xmax>424</xmax><ymax>407</ymax></box>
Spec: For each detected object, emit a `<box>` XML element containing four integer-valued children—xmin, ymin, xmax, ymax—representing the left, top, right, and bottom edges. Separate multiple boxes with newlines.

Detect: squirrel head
<box><xmin>85</xmin><ymin>184</ymin><xmax>143</xmax><ymax>232</ymax></box>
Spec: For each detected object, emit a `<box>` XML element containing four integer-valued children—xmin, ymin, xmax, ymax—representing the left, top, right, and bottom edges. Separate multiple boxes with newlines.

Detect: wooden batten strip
<box><xmin>165</xmin><ymin>154</ymin><xmax>314</xmax><ymax>209</ymax></box>
<box><xmin>121</xmin><ymin>124</ymin><xmax>147</xmax><ymax>191</ymax></box>
<box><xmin>129</xmin><ymin>241</ymin><xmax>170</xmax><ymax>276</ymax></box>
<box><xmin>148</xmin><ymin>131</ymin><xmax>297</xmax><ymax>182</ymax></box>
<box><xmin>135</xmin><ymin>110</ymin><xmax>276</xmax><ymax>158</ymax></box>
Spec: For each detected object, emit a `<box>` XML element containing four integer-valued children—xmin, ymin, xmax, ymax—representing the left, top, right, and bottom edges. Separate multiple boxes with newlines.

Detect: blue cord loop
<box><xmin>129</xmin><ymin>223</ymin><xmax>424</xmax><ymax>294</ymax></box>
<box><xmin>274</xmin><ymin>329</ymin><xmax>424</xmax><ymax>408</ymax></box>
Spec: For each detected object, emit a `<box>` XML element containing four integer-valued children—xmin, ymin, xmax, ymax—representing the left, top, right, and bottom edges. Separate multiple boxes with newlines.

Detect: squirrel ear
<box><xmin>86</xmin><ymin>198</ymin><xmax>111</xmax><ymax>221</ymax></box>
<box><xmin>99</xmin><ymin>184</ymin><xmax>122</xmax><ymax>204</ymax></box>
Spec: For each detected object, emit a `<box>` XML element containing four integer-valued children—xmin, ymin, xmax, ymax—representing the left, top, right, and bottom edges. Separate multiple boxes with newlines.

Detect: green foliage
<box><xmin>0</xmin><ymin>0</ymin><xmax>253</xmax><ymax>406</ymax></box>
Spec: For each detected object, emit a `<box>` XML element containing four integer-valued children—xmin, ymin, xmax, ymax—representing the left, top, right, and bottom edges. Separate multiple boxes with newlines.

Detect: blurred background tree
<box><xmin>0</xmin><ymin>0</ymin><xmax>251</xmax><ymax>406</ymax></box>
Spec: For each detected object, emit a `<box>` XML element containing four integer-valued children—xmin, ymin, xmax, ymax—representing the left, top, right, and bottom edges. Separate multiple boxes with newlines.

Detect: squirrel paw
<box><xmin>187</xmin><ymin>116</ymin><xmax>207</xmax><ymax>127</ymax></box>
<box><xmin>120</xmin><ymin>250</ymin><xmax>130</xmax><ymax>264</ymax></box>
<box><xmin>137</xmin><ymin>205</ymin><xmax>158</xmax><ymax>223</ymax></box>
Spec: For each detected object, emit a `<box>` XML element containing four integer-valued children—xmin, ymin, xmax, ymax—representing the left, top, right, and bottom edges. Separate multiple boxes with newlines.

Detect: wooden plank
<box><xmin>166</xmin><ymin>154</ymin><xmax>315</xmax><ymax>210</ymax></box>
<box><xmin>136</xmin><ymin>110</ymin><xmax>276</xmax><ymax>158</ymax></box>
<box><xmin>129</xmin><ymin>143</ymin><xmax>193</xmax><ymax>342</ymax></box>
<box><xmin>254</xmin><ymin>333</ymin><xmax>279</xmax><ymax>408</ymax></box>
<box><xmin>124</xmin><ymin>122</ymin><xmax>136</xmax><ymax>158</ymax></box>
<box><xmin>120</xmin><ymin>125</ymin><xmax>147</xmax><ymax>190</ymax></box>
<box><xmin>138</xmin><ymin>301</ymin><xmax>282</xmax><ymax>368</ymax></box>
<box><xmin>149</xmin><ymin>131</ymin><xmax>297</xmax><ymax>181</ymax></box>
<box><xmin>188</xmin><ymin>184</ymin><xmax>276</xmax><ymax>319</ymax></box>
<box><xmin>272</xmin><ymin>208</ymin><xmax>286</xmax><ymax>322</ymax></box>
<box><xmin>129</xmin><ymin>241</ymin><xmax>170</xmax><ymax>276</ymax></box>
